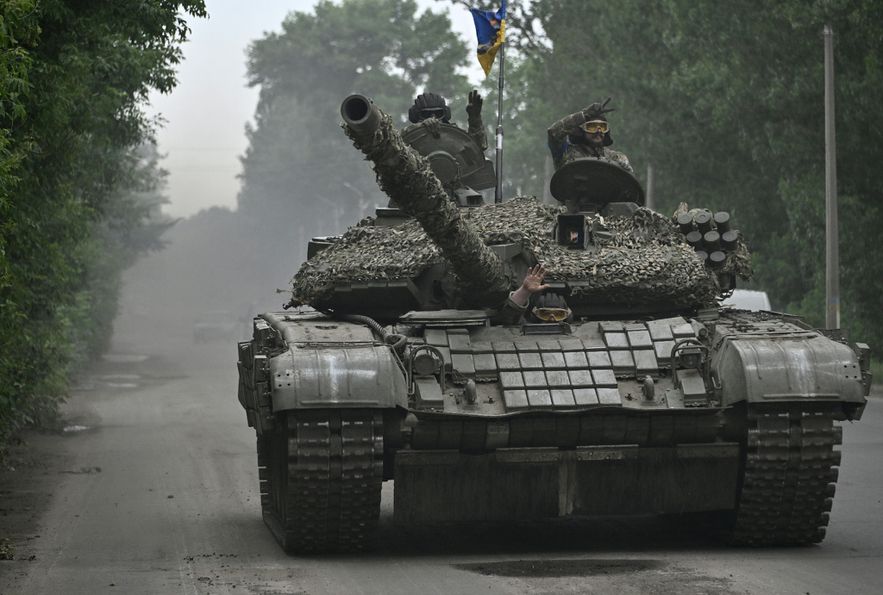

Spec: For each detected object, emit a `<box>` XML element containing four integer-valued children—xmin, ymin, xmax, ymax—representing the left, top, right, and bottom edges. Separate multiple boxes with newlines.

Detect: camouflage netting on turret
<box><xmin>342</xmin><ymin>108</ymin><xmax>510</xmax><ymax>306</ymax></box>
<box><xmin>291</xmin><ymin>197</ymin><xmax>752</xmax><ymax>309</ymax></box>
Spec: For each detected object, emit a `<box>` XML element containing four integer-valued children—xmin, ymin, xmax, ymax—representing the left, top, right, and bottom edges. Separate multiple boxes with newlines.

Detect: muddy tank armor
<box><xmin>236</xmin><ymin>95</ymin><xmax>871</xmax><ymax>553</ymax></box>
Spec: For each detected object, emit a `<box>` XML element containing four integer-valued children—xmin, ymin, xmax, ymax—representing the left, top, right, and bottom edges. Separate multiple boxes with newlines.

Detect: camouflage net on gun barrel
<box><xmin>290</xmin><ymin>197</ymin><xmax>752</xmax><ymax>309</ymax></box>
<box><xmin>341</xmin><ymin>109</ymin><xmax>510</xmax><ymax>307</ymax></box>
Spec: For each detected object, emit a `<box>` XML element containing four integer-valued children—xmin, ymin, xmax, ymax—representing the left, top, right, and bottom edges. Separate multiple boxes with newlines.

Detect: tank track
<box><xmin>729</xmin><ymin>405</ymin><xmax>842</xmax><ymax>545</ymax></box>
<box><xmin>257</xmin><ymin>409</ymin><xmax>384</xmax><ymax>553</ymax></box>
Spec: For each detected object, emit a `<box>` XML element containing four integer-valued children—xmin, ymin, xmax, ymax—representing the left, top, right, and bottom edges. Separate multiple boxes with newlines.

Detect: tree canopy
<box><xmin>238</xmin><ymin>0</ymin><xmax>880</xmax><ymax>351</ymax></box>
<box><xmin>238</xmin><ymin>0</ymin><xmax>471</xmax><ymax>258</ymax></box>
<box><xmin>500</xmin><ymin>0</ymin><xmax>883</xmax><ymax>349</ymax></box>
<box><xmin>0</xmin><ymin>0</ymin><xmax>206</xmax><ymax>442</ymax></box>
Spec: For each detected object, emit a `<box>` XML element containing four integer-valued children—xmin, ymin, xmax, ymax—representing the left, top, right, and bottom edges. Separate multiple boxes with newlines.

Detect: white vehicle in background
<box><xmin>722</xmin><ymin>289</ymin><xmax>772</xmax><ymax>311</ymax></box>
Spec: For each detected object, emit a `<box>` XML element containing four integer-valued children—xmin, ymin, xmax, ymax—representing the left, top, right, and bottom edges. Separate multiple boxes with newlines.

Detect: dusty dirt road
<box><xmin>1</xmin><ymin>296</ymin><xmax>882</xmax><ymax>593</ymax></box>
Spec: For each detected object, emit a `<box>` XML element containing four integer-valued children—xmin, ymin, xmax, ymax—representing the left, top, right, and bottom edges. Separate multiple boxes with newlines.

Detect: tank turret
<box><xmin>296</xmin><ymin>96</ymin><xmax>731</xmax><ymax>319</ymax></box>
<box><xmin>339</xmin><ymin>94</ymin><xmax>510</xmax><ymax>308</ymax></box>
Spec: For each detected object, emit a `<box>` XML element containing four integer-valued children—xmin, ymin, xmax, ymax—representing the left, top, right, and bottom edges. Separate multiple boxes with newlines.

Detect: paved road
<box><xmin>1</xmin><ymin>323</ymin><xmax>881</xmax><ymax>594</ymax></box>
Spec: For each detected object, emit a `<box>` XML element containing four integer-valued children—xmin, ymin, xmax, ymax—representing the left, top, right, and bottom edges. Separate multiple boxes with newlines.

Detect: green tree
<box><xmin>507</xmin><ymin>0</ymin><xmax>883</xmax><ymax>349</ymax></box>
<box><xmin>76</xmin><ymin>141</ymin><xmax>175</xmax><ymax>358</ymax></box>
<box><xmin>0</xmin><ymin>1</ymin><xmax>206</xmax><ymax>443</ymax></box>
<box><xmin>238</xmin><ymin>0</ymin><xmax>471</xmax><ymax>269</ymax></box>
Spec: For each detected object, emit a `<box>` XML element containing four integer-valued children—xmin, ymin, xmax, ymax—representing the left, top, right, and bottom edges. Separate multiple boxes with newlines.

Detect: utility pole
<box><xmin>494</xmin><ymin>44</ymin><xmax>505</xmax><ymax>203</ymax></box>
<box><xmin>824</xmin><ymin>24</ymin><xmax>840</xmax><ymax>329</ymax></box>
<box><xmin>645</xmin><ymin>163</ymin><xmax>655</xmax><ymax>211</ymax></box>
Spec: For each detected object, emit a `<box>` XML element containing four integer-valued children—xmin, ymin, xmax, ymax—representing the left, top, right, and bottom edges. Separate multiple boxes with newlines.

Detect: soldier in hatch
<box><xmin>406</xmin><ymin>90</ymin><xmax>488</xmax><ymax>152</ymax></box>
<box><xmin>547</xmin><ymin>98</ymin><xmax>633</xmax><ymax>174</ymax></box>
<box><xmin>501</xmin><ymin>263</ymin><xmax>573</xmax><ymax>324</ymax></box>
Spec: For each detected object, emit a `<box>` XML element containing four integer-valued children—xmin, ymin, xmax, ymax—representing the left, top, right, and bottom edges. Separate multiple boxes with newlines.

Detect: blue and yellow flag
<box><xmin>470</xmin><ymin>1</ymin><xmax>507</xmax><ymax>76</ymax></box>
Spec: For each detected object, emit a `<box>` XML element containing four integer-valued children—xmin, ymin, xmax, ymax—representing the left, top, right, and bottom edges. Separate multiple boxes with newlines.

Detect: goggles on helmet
<box><xmin>533</xmin><ymin>307</ymin><xmax>571</xmax><ymax>322</ymax></box>
<box><xmin>581</xmin><ymin>121</ymin><xmax>609</xmax><ymax>134</ymax></box>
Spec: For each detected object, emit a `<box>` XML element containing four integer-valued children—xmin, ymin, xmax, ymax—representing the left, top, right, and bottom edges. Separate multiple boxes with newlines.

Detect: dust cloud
<box><xmin>112</xmin><ymin>207</ymin><xmax>289</xmax><ymax>354</ymax></box>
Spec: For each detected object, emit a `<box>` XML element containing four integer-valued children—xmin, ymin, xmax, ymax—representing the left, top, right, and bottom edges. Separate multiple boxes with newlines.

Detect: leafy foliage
<box><xmin>505</xmin><ymin>0</ymin><xmax>883</xmax><ymax>348</ymax></box>
<box><xmin>0</xmin><ymin>1</ymin><xmax>205</xmax><ymax>443</ymax></box>
<box><xmin>238</xmin><ymin>0</ymin><xmax>470</xmax><ymax>267</ymax></box>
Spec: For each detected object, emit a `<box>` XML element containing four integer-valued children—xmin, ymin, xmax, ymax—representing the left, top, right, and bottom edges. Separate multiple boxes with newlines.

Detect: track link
<box><xmin>257</xmin><ymin>409</ymin><xmax>384</xmax><ymax>553</ymax></box>
<box><xmin>729</xmin><ymin>406</ymin><xmax>842</xmax><ymax>546</ymax></box>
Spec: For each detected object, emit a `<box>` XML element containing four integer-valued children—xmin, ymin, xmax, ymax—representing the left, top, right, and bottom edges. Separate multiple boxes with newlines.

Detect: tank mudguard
<box><xmin>267</xmin><ymin>345</ymin><xmax>408</xmax><ymax>410</ymax></box>
<box><xmin>714</xmin><ymin>334</ymin><xmax>865</xmax><ymax>406</ymax></box>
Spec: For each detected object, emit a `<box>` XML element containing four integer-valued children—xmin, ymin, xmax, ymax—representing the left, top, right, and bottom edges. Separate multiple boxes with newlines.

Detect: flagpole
<box><xmin>494</xmin><ymin>43</ymin><xmax>504</xmax><ymax>203</ymax></box>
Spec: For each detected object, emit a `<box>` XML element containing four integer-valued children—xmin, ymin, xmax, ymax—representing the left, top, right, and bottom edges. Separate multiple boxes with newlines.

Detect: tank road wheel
<box><xmin>257</xmin><ymin>410</ymin><xmax>384</xmax><ymax>553</ymax></box>
<box><xmin>728</xmin><ymin>406</ymin><xmax>842</xmax><ymax>546</ymax></box>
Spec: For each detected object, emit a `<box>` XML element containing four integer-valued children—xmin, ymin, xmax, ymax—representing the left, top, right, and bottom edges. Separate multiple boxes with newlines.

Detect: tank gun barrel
<box><xmin>340</xmin><ymin>94</ymin><xmax>510</xmax><ymax>308</ymax></box>
<box><xmin>340</xmin><ymin>94</ymin><xmax>383</xmax><ymax>144</ymax></box>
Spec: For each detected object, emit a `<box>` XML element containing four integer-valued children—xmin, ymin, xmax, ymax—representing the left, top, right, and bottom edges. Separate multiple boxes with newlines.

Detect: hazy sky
<box><xmin>148</xmin><ymin>0</ymin><xmax>484</xmax><ymax>218</ymax></box>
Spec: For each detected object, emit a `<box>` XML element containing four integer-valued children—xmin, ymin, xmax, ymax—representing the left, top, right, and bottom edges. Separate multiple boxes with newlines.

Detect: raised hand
<box><xmin>466</xmin><ymin>89</ymin><xmax>483</xmax><ymax>118</ymax></box>
<box><xmin>521</xmin><ymin>263</ymin><xmax>549</xmax><ymax>294</ymax></box>
<box><xmin>583</xmin><ymin>97</ymin><xmax>614</xmax><ymax>120</ymax></box>
<box><xmin>509</xmin><ymin>263</ymin><xmax>550</xmax><ymax>307</ymax></box>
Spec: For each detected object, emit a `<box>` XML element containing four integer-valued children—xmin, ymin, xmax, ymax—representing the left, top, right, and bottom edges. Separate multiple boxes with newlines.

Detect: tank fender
<box><xmin>853</xmin><ymin>342</ymin><xmax>873</xmax><ymax>396</ymax></box>
<box><xmin>713</xmin><ymin>334</ymin><xmax>865</xmax><ymax>407</ymax></box>
<box><xmin>268</xmin><ymin>345</ymin><xmax>408</xmax><ymax>411</ymax></box>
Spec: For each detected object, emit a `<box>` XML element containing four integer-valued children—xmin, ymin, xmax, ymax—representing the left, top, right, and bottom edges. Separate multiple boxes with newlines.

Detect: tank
<box><xmin>236</xmin><ymin>94</ymin><xmax>871</xmax><ymax>553</ymax></box>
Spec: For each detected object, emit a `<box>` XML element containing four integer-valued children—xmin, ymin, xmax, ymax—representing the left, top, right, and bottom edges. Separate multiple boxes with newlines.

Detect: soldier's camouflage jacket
<box><xmin>547</xmin><ymin>109</ymin><xmax>633</xmax><ymax>174</ymax></box>
<box><xmin>466</xmin><ymin>108</ymin><xmax>488</xmax><ymax>152</ymax></box>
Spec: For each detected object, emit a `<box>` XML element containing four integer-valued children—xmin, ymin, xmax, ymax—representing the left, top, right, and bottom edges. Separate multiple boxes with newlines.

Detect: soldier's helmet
<box><xmin>529</xmin><ymin>292</ymin><xmax>573</xmax><ymax>323</ymax></box>
<box><xmin>409</xmin><ymin>92</ymin><xmax>452</xmax><ymax>124</ymax></box>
